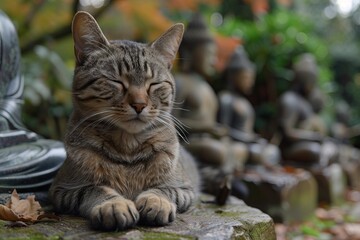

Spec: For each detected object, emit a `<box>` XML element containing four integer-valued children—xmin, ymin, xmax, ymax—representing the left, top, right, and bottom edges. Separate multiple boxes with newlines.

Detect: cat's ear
<box><xmin>72</xmin><ymin>11</ymin><xmax>109</xmax><ymax>65</ymax></box>
<box><xmin>151</xmin><ymin>23</ymin><xmax>184</xmax><ymax>69</ymax></box>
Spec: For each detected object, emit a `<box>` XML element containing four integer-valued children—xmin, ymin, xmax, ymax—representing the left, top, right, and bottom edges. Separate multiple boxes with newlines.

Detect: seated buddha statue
<box><xmin>0</xmin><ymin>10</ymin><xmax>66</xmax><ymax>193</ymax></box>
<box><xmin>172</xmin><ymin>13</ymin><xmax>249</xmax><ymax>202</ymax></box>
<box><xmin>277</xmin><ymin>53</ymin><xmax>339</xmax><ymax>167</ymax></box>
<box><xmin>218</xmin><ymin>46</ymin><xmax>281</xmax><ymax>170</ymax></box>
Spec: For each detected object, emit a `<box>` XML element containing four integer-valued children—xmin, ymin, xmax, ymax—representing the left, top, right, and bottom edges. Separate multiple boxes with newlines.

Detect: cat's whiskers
<box><xmin>69</xmin><ymin>110</ymin><xmax>116</xmax><ymax>136</ymax></box>
<box><xmin>77</xmin><ymin>113</ymin><xmax>116</xmax><ymax>136</ymax></box>
<box><xmin>171</xmin><ymin>107</ymin><xmax>190</xmax><ymax>112</ymax></box>
<box><xmin>157</xmin><ymin>111</ymin><xmax>189</xmax><ymax>144</ymax></box>
<box><xmin>159</xmin><ymin>110</ymin><xmax>189</xmax><ymax>131</ymax></box>
<box><xmin>170</xmin><ymin>99</ymin><xmax>185</xmax><ymax>106</ymax></box>
<box><xmin>169</xmin><ymin>100</ymin><xmax>189</xmax><ymax>111</ymax></box>
<box><xmin>155</xmin><ymin>117</ymin><xmax>189</xmax><ymax>144</ymax></box>
<box><xmin>91</xmin><ymin>113</ymin><xmax>117</xmax><ymax>129</ymax></box>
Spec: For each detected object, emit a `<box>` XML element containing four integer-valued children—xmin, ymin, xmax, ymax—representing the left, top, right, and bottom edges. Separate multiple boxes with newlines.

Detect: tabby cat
<box><xmin>49</xmin><ymin>11</ymin><xmax>200</xmax><ymax>231</ymax></box>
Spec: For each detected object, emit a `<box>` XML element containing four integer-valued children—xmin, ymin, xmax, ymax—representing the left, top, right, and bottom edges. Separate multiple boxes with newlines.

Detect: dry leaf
<box><xmin>0</xmin><ymin>189</ymin><xmax>59</xmax><ymax>224</ymax></box>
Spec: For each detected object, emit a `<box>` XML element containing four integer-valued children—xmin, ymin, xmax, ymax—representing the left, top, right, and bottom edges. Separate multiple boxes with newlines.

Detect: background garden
<box><xmin>2</xmin><ymin>0</ymin><xmax>360</xmax><ymax>239</ymax></box>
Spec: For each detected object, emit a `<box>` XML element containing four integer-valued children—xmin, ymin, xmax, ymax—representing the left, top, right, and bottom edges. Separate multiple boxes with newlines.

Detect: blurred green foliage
<box><xmin>1</xmin><ymin>0</ymin><xmax>360</xmax><ymax>142</ymax></box>
<box><xmin>217</xmin><ymin>8</ymin><xmax>334</xmax><ymax>135</ymax></box>
<box><xmin>22</xmin><ymin>46</ymin><xmax>73</xmax><ymax>139</ymax></box>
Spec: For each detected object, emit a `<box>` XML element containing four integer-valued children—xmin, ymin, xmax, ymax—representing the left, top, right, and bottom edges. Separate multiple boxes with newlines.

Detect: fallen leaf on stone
<box><xmin>0</xmin><ymin>189</ymin><xmax>59</xmax><ymax>225</ymax></box>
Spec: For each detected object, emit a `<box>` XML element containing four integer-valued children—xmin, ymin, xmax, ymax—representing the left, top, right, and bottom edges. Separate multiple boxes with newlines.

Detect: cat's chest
<box><xmin>102</xmin><ymin>132</ymin><xmax>153</xmax><ymax>161</ymax></box>
<box><xmin>87</xmin><ymin>131</ymin><xmax>177</xmax><ymax>198</ymax></box>
<box><xmin>96</xmin><ymin>152</ymin><xmax>174</xmax><ymax>199</ymax></box>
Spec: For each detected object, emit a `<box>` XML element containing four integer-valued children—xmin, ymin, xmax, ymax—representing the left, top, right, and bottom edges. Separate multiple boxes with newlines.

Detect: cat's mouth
<box><xmin>127</xmin><ymin>115</ymin><xmax>147</xmax><ymax>123</ymax></box>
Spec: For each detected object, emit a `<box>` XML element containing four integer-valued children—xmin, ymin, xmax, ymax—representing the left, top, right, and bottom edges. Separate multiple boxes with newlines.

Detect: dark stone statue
<box><xmin>331</xmin><ymin>101</ymin><xmax>360</xmax><ymax>142</ymax></box>
<box><xmin>278</xmin><ymin>54</ymin><xmax>339</xmax><ymax>166</ymax></box>
<box><xmin>172</xmin><ymin>13</ymin><xmax>248</xmax><ymax>203</ymax></box>
<box><xmin>277</xmin><ymin>54</ymin><xmax>346</xmax><ymax>204</ymax></box>
<box><xmin>217</xmin><ymin>47</ymin><xmax>318</xmax><ymax>222</ymax></box>
<box><xmin>0</xmin><ymin>10</ymin><xmax>66</xmax><ymax>193</ymax></box>
<box><xmin>218</xmin><ymin>46</ymin><xmax>280</xmax><ymax>170</ymax></box>
<box><xmin>330</xmin><ymin>101</ymin><xmax>360</xmax><ymax>190</ymax></box>
<box><xmin>299</xmin><ymin>87</ymin><xmax>328</xmax><ymax>136</ymax></box>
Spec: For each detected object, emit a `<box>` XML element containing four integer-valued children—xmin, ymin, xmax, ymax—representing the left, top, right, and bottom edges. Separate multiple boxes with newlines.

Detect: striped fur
<box><xmin>49</xmin><ymin>11</ymin><xmax>200</xmax><ymax>231</ymax></box>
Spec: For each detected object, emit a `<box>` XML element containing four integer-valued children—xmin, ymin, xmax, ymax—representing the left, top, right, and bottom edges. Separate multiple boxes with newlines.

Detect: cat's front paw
<box><xmin>135</xmin><ymin>192</ymin><xmax>176</xmax><ymax>226</ymax></box>
<box><xmin>90</xmin><ymin>198</ymin><xmax>139</xmax><ymax>231</ymax></box>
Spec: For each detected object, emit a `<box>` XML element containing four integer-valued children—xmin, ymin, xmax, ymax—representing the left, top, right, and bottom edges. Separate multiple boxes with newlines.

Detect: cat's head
<box><xmin>71</xmin><ymin>11</ymin><xmax>183</xmax><ymax>134</ymax></box>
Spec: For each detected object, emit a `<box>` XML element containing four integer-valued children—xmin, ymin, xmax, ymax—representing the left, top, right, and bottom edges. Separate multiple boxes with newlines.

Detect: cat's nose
<box><xmin>131</xmin><ymin>103</ymin><xmax>147</xmax><ymax>114</ymax></box>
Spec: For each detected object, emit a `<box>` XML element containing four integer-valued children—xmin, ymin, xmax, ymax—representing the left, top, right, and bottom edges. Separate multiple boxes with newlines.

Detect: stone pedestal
<box><xmin>338</xmin><ymin>150</ymin><xmax>360</xmax><ymax>191</ymax></box>
<box><xmin>0</xmin><ymin>140</ymin><xmax>65</xmax><ymax>193</ymax></box>
<box><xmin>310</xmin><ymin>163</ymin><xmax>346</xmax><ymax>205</ymax></box>
<box><xmin>240</xmin><ymin>167</ymin><xmax>317</xmax><ymax>223</ymax></box>
<box><xmin>281</xmin><ymin>161</ymin><xmax>347</xmax><ymax>206</ymax></box>
<box><xmin>344</xmin><ymin>163</ymin><xmax>360</xmax><ymax>191</ymax></box>
<box><xmin>0</xmin><ymin>194</ymin><xmax>276</xmax><ymax>240</ymax></box>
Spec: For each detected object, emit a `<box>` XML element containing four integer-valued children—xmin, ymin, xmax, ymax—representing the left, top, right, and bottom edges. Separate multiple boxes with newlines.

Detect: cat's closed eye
<box><xmin>107</xmin><ymin>79</ymin><xmax>127</xmax><ymax>92</ymax></box>
<box><xmin>149</xmin><ymin>82</ymin><xmax>161</xmax><ymax>87</ymax></box>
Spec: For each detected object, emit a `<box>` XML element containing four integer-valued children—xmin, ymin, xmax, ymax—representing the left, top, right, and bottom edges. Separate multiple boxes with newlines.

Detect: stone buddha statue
<box><xmin>304</xmin><ymin>90</ymin><xmax>360</xmax><ymax>190</ymax></box>
<box><xmin>218</xmin><ymin>46</ymin><xmax>280</xmax><ymax>170</ymax></box>
<box><xmin>0</xmin><ymin>10</ymin><xmax>66</xmax><ymax>193</ymax></box>
<box><xmin>172</xmin><ymin>13</ymin><xmax>248</xmax><ymax>202</ymax></box>
<box><xmin>299</xmin><ymin>87</ymin><xmax>328</xmax><ymax>137</ymax></box>
<box><xmin>331</xmin><ymin>101</ymin><xmax>360</xmax><ymax>142</ymax></box>
<box><xmin>277</xmin><ymin>54</ymin><xmax>348</xmax><ymax>204</ymax></box>
<box><xmin>331</xmin><ymin>101</ymin><xmax>360</xmax><ymax>189</ymax></box>
<box><xmin>277</xmin><ymin>53</ymin><xmax>339</xmax><ymax>167</ymax></box>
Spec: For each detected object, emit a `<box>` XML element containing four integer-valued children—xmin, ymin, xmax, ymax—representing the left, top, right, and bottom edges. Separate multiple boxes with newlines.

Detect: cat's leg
<box><xmin>135</xmin><ymin>186</ymin><xmax>195</xmax><ymax>225</ymax></box>
<box><xmin>51</xmin><ymin>185</ymin><xmax>139</xmax><ymax>231</ymax></box>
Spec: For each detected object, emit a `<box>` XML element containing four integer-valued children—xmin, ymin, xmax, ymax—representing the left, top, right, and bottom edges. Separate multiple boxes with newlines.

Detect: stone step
<box><xmin>310</xmin><ymin>163</ymin><xmax>346</xmax><ymax>205</ymax></box>
<box><xmin>279</xmin><ymin>162</ymin><xmax>347</xmax><ymax>205</ymax></box>
<box><xmin>0</xmin><ymin>193</ymin><xmax>276</xmax><ymax>240</ymax></box>
<box><xmin>239</xmin><ymin>167</ymin><xmax>317</xmax><ymax>223</ymax></box>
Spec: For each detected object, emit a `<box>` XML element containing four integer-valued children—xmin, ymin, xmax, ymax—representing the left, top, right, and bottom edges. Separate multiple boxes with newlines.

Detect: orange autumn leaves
<box><xmin>0</xmin><ymin>189</ymin><xmax>58</xmax><ymax>224</ymax></box>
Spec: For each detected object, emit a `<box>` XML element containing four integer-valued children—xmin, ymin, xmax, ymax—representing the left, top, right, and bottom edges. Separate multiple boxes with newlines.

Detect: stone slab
<box><xmin>241</xmin><ymin>168</ymin><xmax>317</xmax><ymax>224</ymax></box>
<box><xmin>280</xmin><ymin>162</ymin><xmax>347</xmax><ymax>206</ymax></box>
<box><xmin>0</xmin><ymin>194</ymin><xmax>275</xmax><ymax>240</ymax></box>
<box><xmin>310</xmin><ymin>163</ymin><xmax>346</xmax><ymax>205</ymax></box>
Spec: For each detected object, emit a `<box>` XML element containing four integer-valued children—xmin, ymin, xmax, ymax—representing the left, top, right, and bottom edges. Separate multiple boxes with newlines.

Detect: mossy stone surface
<box><xmin>0</xmin><ymin>194</ymin><xmax>275</xmax><ymax>240</ymax></box>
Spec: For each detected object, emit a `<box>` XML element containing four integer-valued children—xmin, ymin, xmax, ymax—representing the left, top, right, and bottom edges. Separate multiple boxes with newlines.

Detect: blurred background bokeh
<box><xmin>1</xmin><ymin>0</ymin><xmax>360</xmax><ymax>145</ymax></box>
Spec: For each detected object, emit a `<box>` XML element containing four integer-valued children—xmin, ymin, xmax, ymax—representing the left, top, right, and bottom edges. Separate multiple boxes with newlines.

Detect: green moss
<box><xmin>4</xmin><ymin>234</ymin><xmax>58</xmax><ymax>240</ymax></box>
<box><xmin>231</xmin><ymin>226</ymin><xmax>248</xmax><ymax>240</ymax></box>
<box><xmin>0</xmin><ymin>220</ymin><xmax>63</xmax><ymax>240</ymax></box>
<box><xmin>141</xmin><ymin>231</ymin><xmax>195</xmax><ymax>240</ymax></box>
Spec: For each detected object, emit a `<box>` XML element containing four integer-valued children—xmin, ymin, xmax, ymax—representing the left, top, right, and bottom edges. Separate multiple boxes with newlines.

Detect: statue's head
<box><xmin>178</xmin><ymin>13</ymin><xmax>217</xmax><ymax>78</ymax></box>
<box><xmin>293</xmin><ymin>53</ymin><xmax>318</xmax><ymax>97</ymax></box>
<box><xmin>335</xmin><ymin>101</ymin><xmax>350</xmax><ymax>125</ymax></box>
<box><xmin>224</xmin><ymin>46</ymin><xmax>255</xmax><ymax>95</ymax></box>
<box><xmin>0</xmin><ymin>11</ymin><xmax>22</xmax><ymax>100</ymax></box>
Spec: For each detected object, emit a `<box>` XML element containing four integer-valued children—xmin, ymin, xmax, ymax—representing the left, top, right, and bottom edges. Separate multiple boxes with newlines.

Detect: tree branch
<box><xmin>20</xmin><ymin>0</ymin><xmax>48</xmax><ymax>36</ymax></box>
<box><xmin>20</xmin><ymin>0</ymin><xmax>115</xmax><ymax>55</ymax></box>
<box><xmin>72</xmin><ymin>0</ymin><xmax>81</xmax><ymax>15</ymax></box>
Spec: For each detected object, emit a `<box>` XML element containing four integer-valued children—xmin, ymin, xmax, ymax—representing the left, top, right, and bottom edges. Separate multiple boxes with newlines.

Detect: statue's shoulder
<box><xmin>218</xmin><ymin>90</ymin><xmax>232</xmax><ymax>100</ymax></box>
<box><xmin>280</xmin><ymin>91</ymin><xmax>299</xmax><ymax>105</ymax></box>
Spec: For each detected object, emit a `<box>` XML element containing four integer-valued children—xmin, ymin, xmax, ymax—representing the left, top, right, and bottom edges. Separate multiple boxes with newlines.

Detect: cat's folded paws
<box><xmin>135</xmin><ymin>192</ymin><xmax>176</xmax><ymax>226</ymax></box>
<box><xmin>90</xmin><ymin>198</ymin><xmax>139</xmax><ymax>231</ymax></box>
